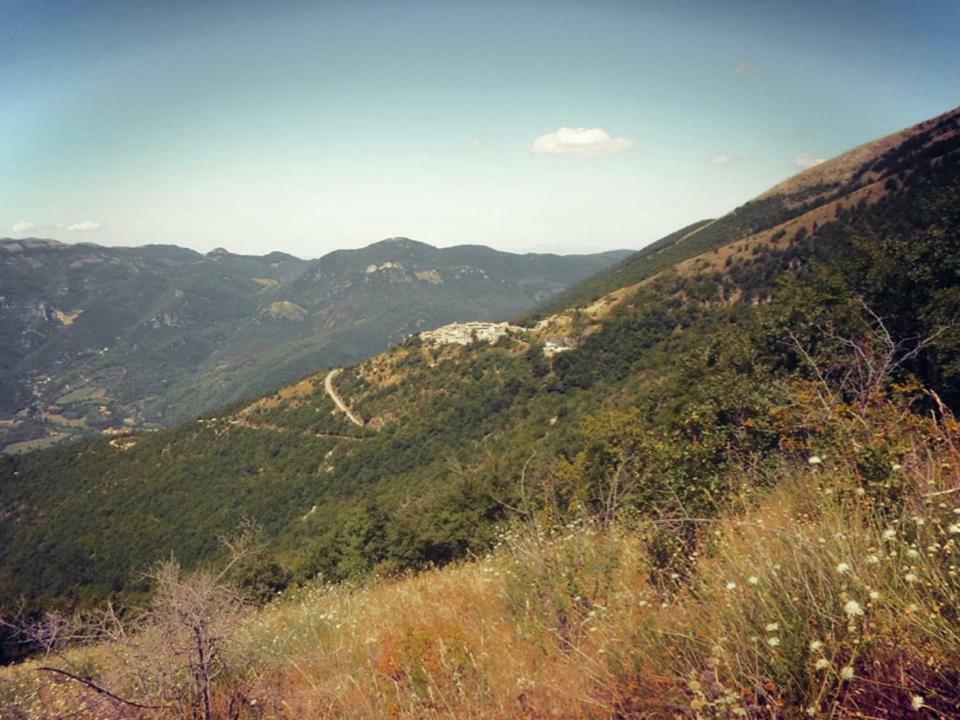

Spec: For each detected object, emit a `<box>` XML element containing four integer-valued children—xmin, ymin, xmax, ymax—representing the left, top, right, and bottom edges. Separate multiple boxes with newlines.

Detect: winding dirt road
<box><xmin>324</xmin><ymin>368</ymin><xmax>365</xmax><ymax>427</ymax></box>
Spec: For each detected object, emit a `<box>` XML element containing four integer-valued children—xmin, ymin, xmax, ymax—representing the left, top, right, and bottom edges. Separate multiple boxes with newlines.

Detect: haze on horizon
<box><xmin>2</xmin><ymin>0</ymin><xmax>958</xmax><ymax>257</ymax></box>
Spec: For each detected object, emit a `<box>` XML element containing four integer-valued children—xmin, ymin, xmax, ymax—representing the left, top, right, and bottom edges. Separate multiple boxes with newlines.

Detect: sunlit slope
<box><xmin>0</xmin><ymin>105</ymin><xmax>958</xmax><ymax>616</ymax></box>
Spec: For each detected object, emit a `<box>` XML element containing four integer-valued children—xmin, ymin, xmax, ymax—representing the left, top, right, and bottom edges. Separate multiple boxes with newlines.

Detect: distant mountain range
<box><xmin>0</xmin><ymin>237</ymin><xmax>629</xmax><ymax>451</ymax></box>
<box><xmin>2</xmin><ymin>106</ymin><xmax>956</xmax><ymax>620</ymax></box>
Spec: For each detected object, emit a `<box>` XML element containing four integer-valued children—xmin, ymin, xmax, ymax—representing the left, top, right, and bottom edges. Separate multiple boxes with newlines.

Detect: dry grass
<box><xmin>3</xmin><ymin>406</ymin><xmax>960</xmax><ymax>719</ymax></box>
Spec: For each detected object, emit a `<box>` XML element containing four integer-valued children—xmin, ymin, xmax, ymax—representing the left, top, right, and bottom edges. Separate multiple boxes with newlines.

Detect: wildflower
<box><xmin>882</xmin><ymin>529</ymin><xmax>897</xmax><ymax>541</ymax></box>
<box><xmin>891</xmin><ymin>463</ymin><xmax>903</xmax><ymax>472</ymax></box>
<box><xmin>836</xmin><ymin>562</ymin><xmax>851</xmax><ymax>574</ymax></box>
<box><xmin>809</xmin><ymin>640</ymin><xmax>823</xmax><ymax>652</ymax></box>
<box><xmin>815</xmin><ymin>658</ymin><xmax>830</xmax><ymax>670</ymax></box>
<box><xmin>767</xmin><ymin>637</ymin><xmax>780</xmax><ymax>647</ymax></box>
<box><xmin>869</xmin><ymin>590</ymin><xmax>880</xmax><ymax>601</ymax></box>
<box><xmin>907</xmin><ymin>549</ymin><xmax>921</xmax><ymax>559</ymax></box>
<box><xmin>948</xmin><ymin>524</ymin><xmax>960</xmax><ymax>535</ymax></box>
<box><xmin>840</xmin><ymin>666</ymin><xmax>855</xmax><ymax>681</ymax></box>
<box><xmin>808</xmin><ymin>456</ymin><xmax>822</xmax><ymax>465</ymax></box>
<box><xmin>911</xmin><ymin>695</ymin><xmax>925</xmax><ymax>710</ymax></box>
<box><xmin>866</xmin><ymin>554</ymin><xmax>880</xmax><ymax>564</ymax></box>
<box><xmin>765</xmin><ymin>622</ymin><xmax>779</xmax><ymax>632</ymax></box>
<box><xmin>905</xmin><ymin>573</ymin><xmax>918</xmax><ymax>583</ymax></box>
<box><xmin>844</xmin><ymin>600</ymin><xmax>864</xmax><ymax>617</ymax></box>
<box><xmin>726</xmin><ymin>581</ymin><xmax>737</xmax><ymax>591</ymax></box>
<box><xmin>748</xmin><ymin>576</ymin><xmax>759</xmax><ymax>585</ymax></box>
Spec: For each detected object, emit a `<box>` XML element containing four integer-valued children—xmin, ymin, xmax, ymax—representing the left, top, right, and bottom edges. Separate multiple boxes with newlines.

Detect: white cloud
<box><xmin>12</xmin><ymin>220</ymin><xmax>35</xmax><ymax>233</ymax></box>
<box><xmin>531</xmin><ymin>127</ymin><xmax>635</xmax><ymax>157</ymax></box>
<box><xmin>66</xmin><ymin>220</ymin><xmax>102</xmax><ymax>232</ymax></box>
<box><xmin>794</xmin><ymin>153</ymin><xmax>827</xmax><ymax>169</ymax></box>
<box><xmin>709</xmin><ymin>153</ymin><xmax>756</xmax><ymax>166</ymax></box>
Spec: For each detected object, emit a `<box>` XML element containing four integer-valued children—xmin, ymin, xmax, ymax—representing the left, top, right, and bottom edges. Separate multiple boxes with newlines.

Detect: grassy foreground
<box><xmin>2</xmin><ymin>398</ymin><xmax>960</xmax><ymax>719</ymax></box>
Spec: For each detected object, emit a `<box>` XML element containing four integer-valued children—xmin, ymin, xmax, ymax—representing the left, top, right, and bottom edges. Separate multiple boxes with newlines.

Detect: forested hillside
<box><xmin>0</xmin><ymin>238</ymin><xmax>627</xmax><ymax>452</ymax></box>
<box><xmin>2</xmin><ymin>103</ymin><xmax>960</xmax><ymax>719</ymax></box>
<box><xmin>1</xmin><ymin>106</ymin><xmax>956</xmax><ymax>625</ymax></box>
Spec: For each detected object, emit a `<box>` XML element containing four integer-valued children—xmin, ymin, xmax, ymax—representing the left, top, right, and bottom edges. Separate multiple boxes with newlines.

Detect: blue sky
<box><xmin>2</xmin><ymin>0</ymin><xmax>958</xmax><ymax>256</ymax></box>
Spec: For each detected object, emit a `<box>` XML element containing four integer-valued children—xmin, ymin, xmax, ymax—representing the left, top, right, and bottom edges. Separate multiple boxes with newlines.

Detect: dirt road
<box><xmin>324</xmin><ymin>369</ymin><xmax>365</xmax><ymax>427</ymax></box>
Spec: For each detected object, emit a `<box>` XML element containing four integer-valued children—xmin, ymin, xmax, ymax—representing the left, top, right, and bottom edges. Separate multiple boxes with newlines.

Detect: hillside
<box><xmin>0</xmin><ymin>238</ymin><xmax>628</xmax><ymax>452</ymax></box>
<box><xmin>530</xmin><ymin>106</ymin><xmax>960</xmax><ymax>318</ymax></box>
<box><xmin>1</xmin><ymin>102</ymin><xmax>959</xmax><ymax>714</ymax></box>
<box><xmin>1</xmin><ymin>104</ymin><xmax>957</xmax><ymax>620</ymax></box>
<box><xmin>6</xmin><ymin>418</ymin><xmax>958</xmax><ymax>717</ymax></box>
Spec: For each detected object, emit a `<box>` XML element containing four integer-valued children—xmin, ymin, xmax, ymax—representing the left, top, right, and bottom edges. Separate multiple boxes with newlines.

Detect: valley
<box><xmin>2</xmin><ymin>105</ymin><xmax>957</xmax><ymax>611</ymax></box>
<box><xmin>2</xmin><ymin>103</ymin><xmax>959</xmax><ymax>717</ymax></box>
<box><xmin>4</xmin><ymin>2</ymin><xmax>958</xmax><ymax>716</ymax></box>
<box><xmin>0</xmin><ymin>239</ymin><xmax>628</xmax><ymax>453</ymax></box>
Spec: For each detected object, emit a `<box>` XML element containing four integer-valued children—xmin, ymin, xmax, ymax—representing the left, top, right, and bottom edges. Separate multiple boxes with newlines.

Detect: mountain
<box><xmin>0</xmin><ymin>238</ymin><xmax>630</xmax><ymax>452</ymax></box>
<box><xmin>1</xmin><ymin>104</ymin><xmax>958</xmax><ymax>626</ymax></box>
<box><xmin>533</xmin><ymin>107</ymin><xmax>960</xmax><ymax>318</ymax></box>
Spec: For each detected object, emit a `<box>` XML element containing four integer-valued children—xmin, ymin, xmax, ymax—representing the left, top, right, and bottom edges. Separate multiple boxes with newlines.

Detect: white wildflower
<box><xmin>836</xmin><ymin>562</ymin><xmax>851</xmax><ymax>574</ymax></box>
<box><xmin>869</xmin><ymin>590</ymin><xmax>880</xmax><ymax>601</ymax></box>
<box><xmin>905</xmin><ymin>572</ymin><xmax>919</xmax><ymax>583</ymax></box>
<box><xmin>767</xmin><ymin>637</ymin><xmax>780</xmax><ymax>647</ymax></box>
<box><xmin>748</xmin><ymin>575</ymin><xmax>760</xmax><ymax>585</ymax></box>
<box><xmin>948</xmin><ymin>524</ymin><xmax>960</xmax><ymax>535</ymax></box>
<box><xmin>882</xmin><ymin>529</ymin><xmax>897</xmax><ymax>541</ymax></box>
<box><xmin>844</xmin><ymin>600</ymin><xmax>864</xmax><ymax>617</ymax></box>
<box><xmin>726</xmin><ymin>581</ymin><xmax>737</xmax><ymax>591</ymax></box>
<box><xmin>809</xmin><ymin>640</ymin><xmax>823</xmax><ymax>652</ymax></box>
<box><xmin>867</xmin><ymin>554</ymin><xmax>880</xmax><ymax>564</ymax></box>
<box><xmin>815</xmin><ymin>658</ymin><xmax>830</xmax><ymax>670</ymax></box>
<box><xmin>840</xmin><ymin>666</ymin><xmax>855</xmax><ymax>680</ymax></box>
<box><xmin>765</xmin><ymin>622</ymin><xmax>779</xmax><ymax>632</ymax></box>
<box><xmin>808</xmin><ymin>456</ymin><xmax>822</xmax><ymax>465</ymax></box>
<box><xmin>911</xmin><ymin>695</ymin><xmax>925</xmax><ymax>710</ymax></box>
<box><xmin>891</xmin><ymin>463</ymin><xmax>902</xmax><ymax>471</ymax></box>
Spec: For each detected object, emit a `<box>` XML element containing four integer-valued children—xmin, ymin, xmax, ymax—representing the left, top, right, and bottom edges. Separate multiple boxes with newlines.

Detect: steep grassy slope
<box><xmin>532</xmin><ymin>106</ymin><xmax>960</xmax><ymax>318</ymax></box>
<box><xmin>528</xmin><ymin>218</ymin><xmax>714</xmax><ymax>317</ymax></box>
<box><xmin>0</xmin><ymin>238</ymin><xmax>628</xmax><ymax>450</ymax></box>
<box><xmin>6</xmin><ymin>405</ymin><xmax>958</xmax><ymax>717</ymax></box>
<box><xmin>0</xmin><ymin>105</ymin><xmax>958</xmax><ymax>639</ymax></box>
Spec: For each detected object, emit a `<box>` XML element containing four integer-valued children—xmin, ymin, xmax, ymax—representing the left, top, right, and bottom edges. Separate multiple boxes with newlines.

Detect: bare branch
<box><xmin>37</xmin><ymin>665</ymin><xmax>169</xmax><ymax>710</ymax></box>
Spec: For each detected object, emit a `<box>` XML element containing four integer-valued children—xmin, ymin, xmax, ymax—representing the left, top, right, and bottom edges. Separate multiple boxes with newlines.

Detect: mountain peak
<box><xmin>372</xmin><ymin>237</ymin><xmax>435</xmax><ymax>250</ymax></box>
<box><xmin>0</xmin><ymin>238</ymin><xmax>65</xmax><ymax>252</ymax></box>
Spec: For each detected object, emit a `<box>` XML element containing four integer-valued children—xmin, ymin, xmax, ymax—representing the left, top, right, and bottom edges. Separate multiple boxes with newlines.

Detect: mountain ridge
<box><xmin>1</xmin><ymin>104</ymin><xmax>957</xmax><ymax>624</ymax></box>
<box><xmin>0</xmin><ymin>237</ymin><xmax>630</xmax><ymax>451</ymax></box>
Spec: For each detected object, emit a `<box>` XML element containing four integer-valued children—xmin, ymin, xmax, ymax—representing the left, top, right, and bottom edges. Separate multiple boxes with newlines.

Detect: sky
<box><xmin>2</xmin><ymin>0</ymin><xmax>958</xmax><ymax>257</ymax></box>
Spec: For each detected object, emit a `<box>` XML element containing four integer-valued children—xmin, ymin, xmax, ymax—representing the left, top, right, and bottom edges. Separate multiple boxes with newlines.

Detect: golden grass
<box><xmin>4</xmin><ymin>409</ymin><xmax>960</xmax><ymax>718</ymax></box>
